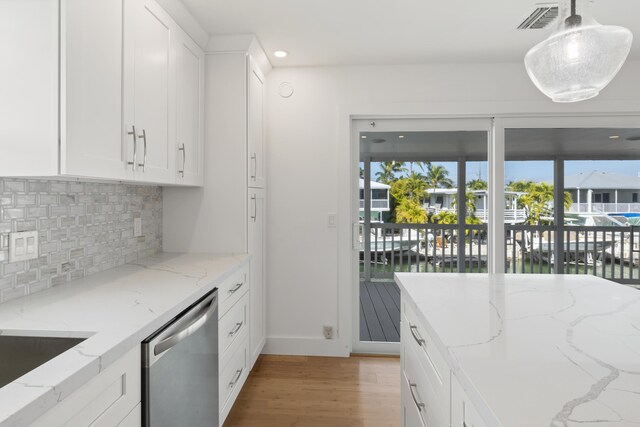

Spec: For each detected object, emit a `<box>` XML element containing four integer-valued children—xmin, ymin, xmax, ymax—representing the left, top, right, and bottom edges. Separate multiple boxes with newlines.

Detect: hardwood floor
<box><xmin>224</xmin><ymin>355</ymin><xmax>401</xmax><ymax>427</ymax></box>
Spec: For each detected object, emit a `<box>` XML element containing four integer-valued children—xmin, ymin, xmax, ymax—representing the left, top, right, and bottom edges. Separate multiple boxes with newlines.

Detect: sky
<box><xmin>367</xmin><ymin>160</ymin><xmax>640</xmax><ymax>186</ymax></box>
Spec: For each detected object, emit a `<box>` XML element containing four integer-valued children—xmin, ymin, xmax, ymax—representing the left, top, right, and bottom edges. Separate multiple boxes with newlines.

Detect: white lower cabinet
<box><xmin>117</xmin><ymin>403</ymin><xmax>142</xmax><ymax>427</ymax></box>
<box><xmin>401</xmin><ymin>293</ymin><xmax>487</xmax><ymax>427</ymax></box>
<box><xmin>31</xmin><ymin>346</ymin><xmax>141</xmax><ymax>427</ymax></box>
<box><xmin>451</xmin><ymin>377</ymin><xmax>487</xmax><ymax>427</ymax></box>
<box><xmin>217</xmin><ymin>266</ymin><xmax>251</xmax><ymax>426</ymax></box>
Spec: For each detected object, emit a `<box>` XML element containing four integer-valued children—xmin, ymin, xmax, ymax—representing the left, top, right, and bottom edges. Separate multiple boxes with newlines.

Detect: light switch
<box><xmin>9</xmin><ymin>231</ymin><xmax>38</xmax><ymax>262</ymax></box>
<box><xmin>327</xmin><ymin>213</ymin><xmax>337</xmax><ymax>228</ymax></box>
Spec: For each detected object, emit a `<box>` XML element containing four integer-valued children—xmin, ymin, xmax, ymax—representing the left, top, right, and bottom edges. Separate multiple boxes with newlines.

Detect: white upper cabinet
<box><xmin>175</xmin><ymin>29</ymin><xmax>204</xmax><ymax>186</ymax></box>
<box><xmin>248</xmin><ymin>61</ymin><xmax>266</xmax><ymax>189</ymax></box>
<box><xmin>61</xmin><ymin>0</ymin><xmax>126</xmax><ymax>180</ymax></box>
<box><xmin>1</xmin><ymin>0</ymin><xmax>203</xmax><ymax>186</ymax></box>
<box><xmin>124</xmin><ymin>0</ymin><xmax>175</xmax><ymax>183</ymax></box>
<box><xmin>0</xmin><ymin>0</ymin><xmax>59</xmax><ymax>177</ymax></box>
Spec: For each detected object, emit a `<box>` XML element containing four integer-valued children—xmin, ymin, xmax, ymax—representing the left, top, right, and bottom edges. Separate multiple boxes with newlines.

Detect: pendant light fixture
<box><xmin>524</xmin><ymin>0</ymin><xmax>633</xmax><ymax>103</ymax></box>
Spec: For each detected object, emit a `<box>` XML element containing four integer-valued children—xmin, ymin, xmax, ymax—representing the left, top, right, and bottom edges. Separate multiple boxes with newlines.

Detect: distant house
<box><xmin>359</xmin><ymin>179</ymin><xmax>390</xmax><ymax>222</ymax></box>
<box><xmin>425</xmin><ymin>188</ymin><xmax>527</xmax><ymax>224</ymax></box>
<box><xmin>565</xmin><ymin>171</ymin><xmax>640</xmax><ymax>213</ymax></box>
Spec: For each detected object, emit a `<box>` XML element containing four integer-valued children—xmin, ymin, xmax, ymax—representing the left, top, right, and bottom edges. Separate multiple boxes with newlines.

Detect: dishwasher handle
<box><xmin>153</xmin><ymin>293</ymin><xmax>217</xmax><ymax>356</ymax></box>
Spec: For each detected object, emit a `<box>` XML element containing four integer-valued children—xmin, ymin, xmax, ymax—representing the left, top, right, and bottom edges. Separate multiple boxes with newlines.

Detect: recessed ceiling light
<box><xmin>609</xmin><ymin>135</ymin><xmax>620</xmax><ymax>139</ymax></box>
<box><xmin>398</xmin><ymin>135</ymin><xmax>405</xmax><ymax>139</ymax></box>
<box><xmin>361</xmin><ymin>135</ymin><xmax>367</xmax><ymax>139</ymax></box>
<box><xmin>273</xmin><ymin>50</ymin><xmax>288</xmax><ymax>58</ymax></box>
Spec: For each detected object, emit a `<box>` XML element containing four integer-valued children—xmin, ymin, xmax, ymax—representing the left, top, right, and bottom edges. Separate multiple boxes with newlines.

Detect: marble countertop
<box><xmin>395</xmin><ymin>273</ymin><xmax>640</xmax><ymax>427</ymax></box>
<box><xmin>0</xmin><ymin>252</ymin><xmax>249</xmax><ymax>427</ymax></box>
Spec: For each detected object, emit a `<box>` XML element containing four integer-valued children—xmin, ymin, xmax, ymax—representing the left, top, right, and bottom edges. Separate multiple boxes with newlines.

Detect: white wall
<box><xmin>264</xmin><ymin>60</ymin><xmax>640</xmax><ymax>355</ymax></box>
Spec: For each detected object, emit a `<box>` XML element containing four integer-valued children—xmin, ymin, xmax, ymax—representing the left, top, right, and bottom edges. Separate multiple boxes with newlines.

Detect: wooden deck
<box><xmin>360</xmin><ymin>280</ymin><xmax>401</xmax><ymax>342</ymax></box>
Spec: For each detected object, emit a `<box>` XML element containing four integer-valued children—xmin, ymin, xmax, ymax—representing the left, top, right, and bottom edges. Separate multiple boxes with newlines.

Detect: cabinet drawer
<box><xmin>31</xmin><ymin>346</ymin><xmax>141</xmax><ymax>427</ymax></box>
<box><xmin>402</xmin><ymin>298</ymin><xmax>450</xmax><ymax>409</ymax></box>
<box><xmin>401</xmin><ymin>375</ymin><xmax>427</xmax><ymax>427</ymax></box>
<box><xmin>402</xmin><ymin>338</ymin><xmax>449</xmax><ymax>427</ymax></box>
<box><xmin>219</xmin><ymin>337</ymin><xmax>249</xmax><ymax>424</ymax></box>
<box><xmin>117</xmin><ymin>402</ymin><xmax>141</xmax><ymax>427</ymax></box>
<box><xmin>452</xmin><ymin>376</ymin><xmax>487</xmax><ymax>427</ymax></box>
<box><xmin>219</xmin><ymin>292</ymin><xmax>249</xmax><ymax>358</ymax></box>
<box><xmin>218</xmin><ymin>265</ymin><xmax>249</xmax><ymax>318</ymax></box>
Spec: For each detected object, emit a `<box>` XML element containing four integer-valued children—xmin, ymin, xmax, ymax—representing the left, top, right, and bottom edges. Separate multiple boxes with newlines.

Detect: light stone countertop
<box><xmin>0</xmin><ymin>252</ymin><xmax>250</xmax><ymax>427</ymax></box>
<box><xmin>395</xmin><ymin>273</ymin><xmax>640</xmax><ymax>427</ymax></box>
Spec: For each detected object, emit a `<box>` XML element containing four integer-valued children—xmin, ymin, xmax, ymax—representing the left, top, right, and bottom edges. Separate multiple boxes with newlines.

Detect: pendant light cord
<box><xmin>566</xmin><ymin>0</ymin><xmax>582</xmax><ymax>27</ymax></box>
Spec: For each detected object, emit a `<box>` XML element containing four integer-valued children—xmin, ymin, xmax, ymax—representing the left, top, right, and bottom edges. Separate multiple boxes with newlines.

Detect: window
<box><xmin>371</xmin><ymin>189</ymin><xmax>387</xmax><ymax>199</ymax></box>
<box><xmin>633</xmin><ymin>193</ymin><xmax>638</xmax><ymax>203</ymax></box>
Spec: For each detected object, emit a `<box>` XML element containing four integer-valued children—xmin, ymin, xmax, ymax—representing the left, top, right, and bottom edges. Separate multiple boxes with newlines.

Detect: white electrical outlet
<box><xmin>134</xmin><ymin>218</ymin><xmax>143</xmax><ymax>237</ymax></box>
<box><xmin>327</xmin><ymin>213</ymin><xmax>337</xmax><ymax>228</ymax></box>
<box><xmin>9</xmin><ymin>231</ymin><xmax>38</xmax><ymax>262</ymax></box>
<box><xmin>323</xmin><ymin>324</ymin><xmax>334</xmax><ymax>339</ymax></box>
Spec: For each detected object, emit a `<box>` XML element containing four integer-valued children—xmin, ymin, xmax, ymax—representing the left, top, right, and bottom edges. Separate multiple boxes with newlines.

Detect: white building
<box><xmin>565</xmin><ymin>171</ymin><xmax>640</xmax><ymax>213</ymax></box>
<box><xmin>359</xmin><ymin>179</ymin><xmax>390</xmax><ymax>222</ymax></box>
<box><xmin>425</xmin><ymin>188</ymin><xmax>527</xmax><ymax>224</ymax></box>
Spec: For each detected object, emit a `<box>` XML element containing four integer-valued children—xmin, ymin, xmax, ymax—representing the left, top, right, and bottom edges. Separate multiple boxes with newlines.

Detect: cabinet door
<box><xmin>61</xmin><ymin>0</ymin><xmax>126</xmax><ymax>180</ymax></box>
<box><xmin>0</xmin><ymin>0</ymin><xmax>58</xmax><ymax>176</ymax></box>
<box><xmin>175</xmin><ymin>29</ymin><xmax>204</xmax><ymax>186</ymax></box>
<box><xmin>247</xmin><ymin>59</ymin><xmax>265</xmax><ymax>189</ymax></box>
<box><xmin>248</xmin><ymin>188</ymin><xmax>266</xmax><ymax>367</ymax></box>
<box><xmin>451</xmin><ymin>376</ymin><xmax>487</xmax><ymax>427</ymax></box>
<box><xmin>123</xmin><ymin>0</ymin><xmax>175</xmax><ymax>183</ymax></box>
<box><xmin>401</xmin><ymin>377</ymin><xmax>427</xmax><ymax>427</ymax></box>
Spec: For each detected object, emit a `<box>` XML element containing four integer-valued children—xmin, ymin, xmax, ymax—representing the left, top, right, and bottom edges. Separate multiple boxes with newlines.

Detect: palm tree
<box><xmin>375</xmin><ymin>161</ymin><xmax>406</xmax><ymax>184</ymax></box>
<box><xmin>467</xmin><ymin>179</ymin><xmax>488</xmax><ymax>191</ymax></box>
<box><xmin>426</xmin><ymin>165</ymin><xmax>454</xmax><ymax>189</ymax></box>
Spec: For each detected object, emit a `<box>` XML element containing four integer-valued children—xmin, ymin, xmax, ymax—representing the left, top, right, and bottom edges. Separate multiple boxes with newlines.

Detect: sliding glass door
<box><xmin>352</xmin><ymin>118</ymin><xmax>492</xmax><ymax>354</ymax></box>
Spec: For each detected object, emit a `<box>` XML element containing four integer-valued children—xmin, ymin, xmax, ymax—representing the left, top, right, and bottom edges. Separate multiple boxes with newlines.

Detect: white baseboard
<box><xmin>263</xmin><ymin>336</ymin><xmax>350</xmax><ymax>357</ymax></box>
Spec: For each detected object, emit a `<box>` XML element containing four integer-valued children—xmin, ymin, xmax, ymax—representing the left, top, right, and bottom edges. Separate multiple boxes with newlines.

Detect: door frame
<box><xmin>337</xmin><ymin>101</ymin><xmax>640</xmax><ymax>356</ymax></box>
<box><xmin>350</xmin><ymin>117</ymin><xmax>493</xmax><ymax>354</ymax></box>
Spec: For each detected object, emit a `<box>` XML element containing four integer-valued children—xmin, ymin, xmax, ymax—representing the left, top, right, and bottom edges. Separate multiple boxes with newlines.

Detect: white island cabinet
<box><xmin>396</xmin><ymin>273</ymin><xmax>640</xmax><ymax>427</ymax></box>
<box><xmin>1</xmin><ymin>0</ymin><xmax>203</xmax><ymax>186</ymax></box>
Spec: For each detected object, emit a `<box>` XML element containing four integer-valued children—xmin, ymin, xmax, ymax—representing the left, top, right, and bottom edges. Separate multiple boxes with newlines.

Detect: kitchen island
<box><xmin>395</xmin><ymin>273</ymin><xmax>640</xmax><ymax>427</ymax></box>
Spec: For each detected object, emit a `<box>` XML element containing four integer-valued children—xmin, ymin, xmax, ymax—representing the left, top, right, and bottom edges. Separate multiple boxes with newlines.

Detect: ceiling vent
<box><xmin>518</xmin><ymin>4</ymin><xmax>558</xmax><ymax>30</ymax></box>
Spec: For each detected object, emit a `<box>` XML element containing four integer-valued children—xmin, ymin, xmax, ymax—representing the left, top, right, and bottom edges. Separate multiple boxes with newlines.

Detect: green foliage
<box><xmin>431</xmin><ymin>210</ymin><xmax>457</xmax><ymax>224</ymax></box>
<box><xmin>389</xmin><ymin>177</ymin><xmax>428</xmax><ymax>223</ymax></box>
<box><xmin>509</xmin><ymin>181</ymin><xmax>574</xmax><ymax>225</ymax></box>
<box><xmin>396</xmin><ymin>198</ymin><xmax>428</xmax><ymax>224</ymax></box>
<box><xmin>451</xmin><ymin>190</ymin><xmax>478</xmax><ymax>214</ymax></box>
<box><xmin>426</xmin><ymin>165</ymin><xmax>454</xmax><ymax>189</ymax></box>
<box><xmin>467</xmin><ymin>179</ymin><xmax>488</xmax><ymax>191</ymax></box>
<box><xmin>375</xmin><ymin>161</ymin><xmax>406</xmax><ymax>184</ymax></box>
<box><xmin>390</xmin><ymin>177</ymin><xmax>427</xmax><ymax>205</ymax></box>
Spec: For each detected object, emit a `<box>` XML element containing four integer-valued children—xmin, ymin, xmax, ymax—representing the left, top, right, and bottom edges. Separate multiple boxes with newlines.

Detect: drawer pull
<box><xmin>409</xmin><ymin>324</ymin><xmax>426</xmax><ymax>346</ymax></box>
<box><xmin>228</xmin><ymin>282</ymin><xmax>244</xmax><ymax>294</ymax></box>
<box><xmin>228</xmin><ymin>368</ymin><xmax>243</xmax><ymax>389</ymax></box>
<box><xmin>408</xmin><ymin>382</ymin><xmax>426</xmax><ymax>412</ymax></box>
<box><xmin>228</xmin><ymin>321</ymin><xmax>244</xmax><ymax>337</ymax></box>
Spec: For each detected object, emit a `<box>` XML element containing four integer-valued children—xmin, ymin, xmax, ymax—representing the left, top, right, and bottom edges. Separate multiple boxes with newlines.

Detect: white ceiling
<box><xmin>359</xmin><ymin>128</ymin><xmax>640</xmax><ymax>161</ymax></box>
<box><xmin>181</xmin><ymin>0</ymin><xmax>640</xmax><ymax>67</ymax></box>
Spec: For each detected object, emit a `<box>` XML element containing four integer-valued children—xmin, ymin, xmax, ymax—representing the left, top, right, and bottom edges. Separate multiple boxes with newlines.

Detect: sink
<box><xmin>0</xmin><ymin>336</ymin><xmax>86</xmax><ymax>388</ymax></box>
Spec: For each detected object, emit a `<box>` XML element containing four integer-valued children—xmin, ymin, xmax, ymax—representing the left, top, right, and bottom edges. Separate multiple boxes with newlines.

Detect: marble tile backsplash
<box><xmin>0</xmin><ymin>179</ymin><xmax>162</xmax><ymax>303</ymax></box>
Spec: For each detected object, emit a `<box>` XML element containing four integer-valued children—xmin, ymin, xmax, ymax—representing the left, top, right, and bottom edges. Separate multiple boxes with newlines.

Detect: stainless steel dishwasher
<box><xmin>142</xmin><ymin>289</ymin><xmax>218</xmax><ymax>427</ymax></box>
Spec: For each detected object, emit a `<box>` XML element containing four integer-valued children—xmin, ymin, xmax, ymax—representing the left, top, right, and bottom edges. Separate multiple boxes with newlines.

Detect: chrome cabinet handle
<box><xmin>251</xmin><ymin>194</ymin><xmax>257</xmax><ymax>222</ymax></box>
<box><xmin>250</xmin><ymin>153</ymin><xmax>257</xmax><ymax>180</ymax></box>
<box><xmin>228</xmin><ymin>368</ymin><xmax>243</xmax><ymax>388</ymax></box>
<box><xmin>228</xmin><ymin>282</ymin><xmax>243</xmax><ymax>294</ymax></box>
<box><xmin>228</xmin><ymin>321</ymin><xmax>243</xmax><ymax>337</ymax></box>
<box><xmin>127</xmin><ymin>125</ymin><xmax>137</xmax><ymax>171</ymax></box>
<box><xmin>409</xmin><ymin>382</ymin><xmax>426</xmax><ymax>412</ymax></box>
<box><xmin>178</xmin><ymin>143</ymin><xmax>186</xmax><ymax>177</ymax></box>
<box><xmin>138</xmin><ymin>129</ymin><xmax>147</xmax><ymax>172</ymax></box>
<box><xmin>409</xmin><ymin>324</ymin><xmax>426</xmax><ymax>346</ymax></box>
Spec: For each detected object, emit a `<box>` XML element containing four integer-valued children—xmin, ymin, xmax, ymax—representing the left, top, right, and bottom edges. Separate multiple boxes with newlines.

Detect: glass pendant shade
<box><xmin>524</xmin><ymin>0</ymin><xmax>633</xmax><ymax>103</ymax></box>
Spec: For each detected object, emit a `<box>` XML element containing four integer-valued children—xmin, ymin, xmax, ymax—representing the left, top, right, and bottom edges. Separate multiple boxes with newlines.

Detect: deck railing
<box><xmin>568</xmin><ymin>203</ymin><xmax>640</xmax><ymax>213</ymax></box>
<box><xmin>362</xmin><ymin>222</ymin><xmax>488</xmax><ymax>279</ymax></box>
<box><xmin>361</xmin><ymin>222</ymin><xmax>640</xmax><ymax>284</ymax></box>
<box><xmin>505</xmin><ymin>224</ymin><xmax>640</xmax><ymax>283</ymax></box>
